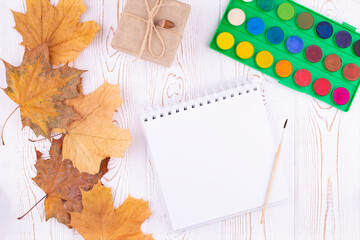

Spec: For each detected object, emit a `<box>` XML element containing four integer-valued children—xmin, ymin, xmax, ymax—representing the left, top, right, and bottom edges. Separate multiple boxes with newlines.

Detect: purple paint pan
<box><xmin>335</xmin><ymin>31</ymin><xmax>352</xmax><ymax>48</ymax></box>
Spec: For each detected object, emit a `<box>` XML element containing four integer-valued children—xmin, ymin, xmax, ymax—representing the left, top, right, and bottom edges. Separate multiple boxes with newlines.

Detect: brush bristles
<box><xmin>283</xmin><ymin>119</ymin><xmax>288</xmax><ymax>129</ymax></box>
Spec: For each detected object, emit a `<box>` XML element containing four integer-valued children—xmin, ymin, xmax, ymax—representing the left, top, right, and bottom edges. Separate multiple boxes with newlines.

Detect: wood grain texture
<box><xmin>294</xmin><ymin>1</ymin><xmax>360</xmax><ymax>240</ymax></box>
<box><xmin>0</xmin><ymin>0</ymin><xmax>359</xmax><ymax>239</ymax></box>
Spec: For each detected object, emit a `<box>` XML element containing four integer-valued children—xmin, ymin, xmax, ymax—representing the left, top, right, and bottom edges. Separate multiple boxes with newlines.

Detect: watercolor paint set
<box><xmin>210</xmin><ymin>0</ymin><xmax>360</xmax><ymax>111</ymax></box>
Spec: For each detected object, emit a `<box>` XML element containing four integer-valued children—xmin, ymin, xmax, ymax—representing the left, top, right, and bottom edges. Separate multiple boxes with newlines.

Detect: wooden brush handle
<box><xmin>260</xmin><ymin>143</ymin><xmax>282</xmax><ymax>224</ymax></box>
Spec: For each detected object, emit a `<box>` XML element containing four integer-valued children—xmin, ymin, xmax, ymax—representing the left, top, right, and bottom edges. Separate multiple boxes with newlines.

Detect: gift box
<box><xmin>111</xmin><ymin>0</ymin><xmax>191</xmax><ymax>67</ymax></box>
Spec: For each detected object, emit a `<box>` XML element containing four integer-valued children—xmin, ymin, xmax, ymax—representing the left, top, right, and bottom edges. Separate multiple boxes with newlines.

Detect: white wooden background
<box><xmin>1</xmin><ymin>0</ymin><xmax>360</xmax><ymax>239</ymax></box>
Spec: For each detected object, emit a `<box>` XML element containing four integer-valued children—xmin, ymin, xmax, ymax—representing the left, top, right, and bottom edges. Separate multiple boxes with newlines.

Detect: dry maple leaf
<box><xmin>26</xmin><ymin>136</ymin><xmax>110</xmax><ymax>225</ymax></box>
<box><xmin>12</xmin><ymin>0</ymin><xmax>100</xmax><ymax>66</ymax></box>
<box><xmin>70</xmin><ymin>182</ymin><xmax>154</xmax><ymax>240</ymax></box>
<box><xmin>1</xmin><ymin>43</ymin><xmax>83</xmax><ymax>142</ymax></box>
<box><xmin>53</xmin><ymin>82</ymin><xmax>132</xmax><ymax>174</ymax></box>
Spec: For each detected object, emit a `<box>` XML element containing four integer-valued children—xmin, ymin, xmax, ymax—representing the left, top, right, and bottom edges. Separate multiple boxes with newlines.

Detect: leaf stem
<box><xmin>17</xmin><ymin>194</ymin><xmax>47</xmax><ymax>220</ymax></box>
<box><xmin>1</xmin><ymin>106</ymin><xmax>20</xmax><ymax>145</ymax></box>
<box><xmin>28</xmin><ymin>133</ymin><xmax>64</xmax><ymax>143</ymax></box>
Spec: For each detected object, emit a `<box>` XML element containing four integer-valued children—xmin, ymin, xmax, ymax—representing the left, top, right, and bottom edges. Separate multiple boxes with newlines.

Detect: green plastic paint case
<box><xmin>210</xmin><ymin>0</ymin><xmax>360</xmax><ymax>112</ymax></box>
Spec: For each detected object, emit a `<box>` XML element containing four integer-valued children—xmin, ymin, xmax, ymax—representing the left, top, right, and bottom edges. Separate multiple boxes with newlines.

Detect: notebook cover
<box><xmin>141</xmin><ymin>84</ymin><xmax>288</xmax><ymax>230</ymax></box>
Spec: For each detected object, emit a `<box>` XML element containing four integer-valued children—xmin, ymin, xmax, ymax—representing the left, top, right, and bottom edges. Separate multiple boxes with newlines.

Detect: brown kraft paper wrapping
<box><xmin>111</xmin><ymin>0</ymin><xmax>191</xmax><ymax>67</ymax></box>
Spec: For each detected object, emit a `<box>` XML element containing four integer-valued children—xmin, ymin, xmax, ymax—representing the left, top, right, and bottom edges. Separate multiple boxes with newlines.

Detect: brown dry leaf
<box><xmin>70</xmin><ymin>182</ymin><xmax>154</xmax><ymax>240</ymax></box>
<box><xmin>12</xmin><ymin>0</ymin><xmax>100</xmax><ymax>66</ymax></box>
<box><xmin>33</xmin><ymin>136</ymin><xmax>110</xmax><ymax>225</ymax></box>
<box><xmin>54</xmin><ymin>82</ymin><xmax>132</xmax><ymax>174</ymax></box>
<box><xmin>2</xmin><ymin>43</ymin><xmax>83</xmax><ymax>139</ymax></box>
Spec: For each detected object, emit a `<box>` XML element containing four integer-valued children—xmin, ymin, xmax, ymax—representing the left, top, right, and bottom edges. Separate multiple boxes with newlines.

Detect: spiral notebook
<box><xmin>141</xmin><ymin>84</ymin><xmax>288</xmax><ymax>230</ymax></box>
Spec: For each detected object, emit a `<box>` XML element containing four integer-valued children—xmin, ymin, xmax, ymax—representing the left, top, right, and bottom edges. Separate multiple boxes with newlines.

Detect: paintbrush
<box><xmin>260</xmin><ymin>119</ymin><xmax>288</xmax><ymax>224</ymax></box>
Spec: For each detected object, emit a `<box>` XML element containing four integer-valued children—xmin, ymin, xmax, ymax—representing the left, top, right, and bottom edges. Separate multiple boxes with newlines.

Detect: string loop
<box><xmin>121</xmin><ymin>0</ymin><xmax>180</xmax><ymax>61</ymax></box>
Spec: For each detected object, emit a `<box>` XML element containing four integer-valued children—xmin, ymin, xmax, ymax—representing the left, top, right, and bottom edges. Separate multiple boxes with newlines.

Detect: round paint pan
<box><xmin>343</xmin><ymin>63</ymin><xmax>360</xmax><ymax>81</ymax></box>
<box><xmin>257</xmin><ymin>0</ymin><xmax>276</xmax><ymax>11</ymax></box>
<box><xmin>216</xmin><ymin>32</ymin><xmax>235</xmax><ymax>50</ymax></box>
<box><xmin>313</xmin><ymin>78</ymin><xmax>331</xmax><ymax>96</ymax></box>
<box><xmin>266</xmin><ymin>27</ymin><xmax>284</xmax><ymax>45</ymax></box>
<box><xmin>247</xmin><ymin>17</ymin><xmax>265</xmax><ymax>35</ymax></box>
<box><xmin>294</xmin><ymin>69</ymin><xmax>312</xmax><ymax>87</ymax></box>
<box><xmin>305</xmin><ymin>45</ymin><xmax>323</xmax><ymax>63</ymax></box>
<box><xmin>353</xmin><ymin>40</ymin><xmax>360</xmax><ymax>57</ymax></box>
<box><xmin>324</xmin><ymin>54</ymin><xmax>342</xmax><ymax>72</ymax></box>
<box><xmin>236</xmin><ymin>41</ymin><xmax>254</xmax><ymax>59</ymax></box>
<box><xmin>332</xmin><ymin>88</ymin><xmax>350</xmax><ymax>105</ymax></box>
<box><xmin>316</xmin><ymin>21</ymin><xmax>333</xmax><ymax>39</ymax></box>
<box><xmin>275</xmin><ymin>60</ymin><xmax>293</xmax><ymax>78</ymax></box>
<box><xmin>256</xmin><ymin>51</ymin><xmax>274</xmax><ymax>68</ymax></box>
<box><xmin>286</xmin><ymin>36</ymin><xmax>304</xmax><ymax>54</ymax></box>
<box><xmin>335</xmin><ymin>31</ymin><xmax>352</xmax><ymax>48</ymax></box>
<box><xmin>228</xmin><ymin>8</ymin><xmax>246</xmax><ymax>26</ymax></box>
<box><xmin>297</xmin><ymin>12</ymin><xmax>314</xmax><ymax>30</ymax></box>
<box><xmin>277</xmin><ymin>3</ymin><xmax>295</xmax><ymax>21</ymax></box>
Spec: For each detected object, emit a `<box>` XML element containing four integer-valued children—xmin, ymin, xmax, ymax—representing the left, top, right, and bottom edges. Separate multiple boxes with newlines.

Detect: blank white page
<box><xmin>142</xmin><ymin>86</ymin><xmax>288</xmax><ymax>230</ymax></box>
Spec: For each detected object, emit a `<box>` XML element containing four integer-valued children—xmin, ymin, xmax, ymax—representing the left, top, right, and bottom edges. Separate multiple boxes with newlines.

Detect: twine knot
<box><xmin>122</xmin><ymin>0</ymin><xmax>180</xmax><ymax>61</ymax></box>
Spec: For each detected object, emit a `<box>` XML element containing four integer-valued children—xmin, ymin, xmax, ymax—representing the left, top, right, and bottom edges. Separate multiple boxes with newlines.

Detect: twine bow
<box><xmin>122</xmin><ymin>0</ymin><xmax>179</xmax><ymax>61</ymax></box>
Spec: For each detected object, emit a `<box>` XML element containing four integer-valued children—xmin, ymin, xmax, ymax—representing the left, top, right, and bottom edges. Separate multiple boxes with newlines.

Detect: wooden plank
<box><xmin>0</xmin><ymin>0</ymin><xmax>78</xmax><ymax>239</ymax></box>
<box><xmin>294</xmin><ymin>1</ymin><xmax>360</xmax><ymax>240</ymax></box>
<box><xmin>1</xmin><ymin>0</ymin><xmax>360</xmax><ymax>239</ymax></box>
<box><xmin>144</xmin><ymin>0</ymin><xmax>224</xmax><ymax>238</ymax></box>
<box><xmin>215</xmin><ymin>0</ymin><xmax>295</xmax><ymax>238</ymax></box>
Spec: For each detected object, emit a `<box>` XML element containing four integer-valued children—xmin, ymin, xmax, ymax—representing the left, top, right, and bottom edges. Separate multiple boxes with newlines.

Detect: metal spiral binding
<box><xmin>143</xmin><ymin>83</ymin><xmax>258</xmax><ymax>122</ymax></box>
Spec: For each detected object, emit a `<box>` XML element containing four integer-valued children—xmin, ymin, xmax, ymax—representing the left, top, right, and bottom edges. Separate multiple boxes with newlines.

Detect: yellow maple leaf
<box><xmin>12</xmin><ymin>0</ymin><xmax>100</xmax><ymax>66</ymax></box>
<box><xmin>70</xmin><ymin>183</ymin><xmax>154</xmax><ymax>240</ymax></box>
<box><xmin>1</xmin><ymin>43</ymin><xmax>83</xmax><ymax>140</ymax></box>
<box><xmin>54</xmin><ymin>82</ymin><xmax>132</xmax><ymax>174</ymax></box>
